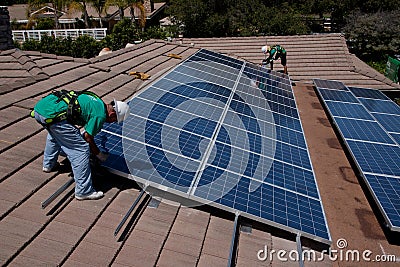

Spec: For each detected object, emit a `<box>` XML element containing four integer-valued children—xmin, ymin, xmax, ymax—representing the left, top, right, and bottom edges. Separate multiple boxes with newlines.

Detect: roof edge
<box><xmin>349</xmin><ymin>54</ymin><xmax>400</xmax><ymax>90</ymax></box>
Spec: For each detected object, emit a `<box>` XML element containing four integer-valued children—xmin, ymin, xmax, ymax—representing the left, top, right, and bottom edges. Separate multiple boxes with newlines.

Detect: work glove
<box><xmin>96</xmin><ymin>152</ymin><xmax>109</xmax><ymax>162</ymax></box>
<box><xmin>262</xmin><ymin>59</ymin><xmax>271</xmax><ymax>65</ymax></box>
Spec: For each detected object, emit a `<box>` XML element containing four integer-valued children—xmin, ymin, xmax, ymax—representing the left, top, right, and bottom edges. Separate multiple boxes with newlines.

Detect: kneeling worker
<box><xmin>32</xmin><ymin>90</ymin><xmax>129</xmax><ymax>200</ymax></box>
<box><xmin>261</xmin><ymin>45</ymin><xmax>288</xmax><ymax>75</ymax></box>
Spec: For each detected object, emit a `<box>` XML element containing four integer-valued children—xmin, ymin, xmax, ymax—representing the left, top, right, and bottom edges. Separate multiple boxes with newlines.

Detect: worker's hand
<box><xmin>96</xmin><ymin>152</ymin><xmax>109</xmax><ymax>162</ymax></box>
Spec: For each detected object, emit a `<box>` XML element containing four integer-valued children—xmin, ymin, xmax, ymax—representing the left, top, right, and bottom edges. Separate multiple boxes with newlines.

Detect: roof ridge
<box><xmin>11</xmin><ymin>49</ymin><xmax>48</xmax><ymax>79</ymax></box>
<box><xmin>90</xmin><ymin>39</ymin><xmax>158</xmax><ymax>64</ymax></box>
<box><xmin>349</xmin><ymin>53</ymin><xmax>400</xmax><ymax>90</ymax></box>
<box><xmin>334</xmin><ymin>35</ymin><xmax>400</xmax><ymax>90</ymax></box>
<box><xmin>338</xmin><ymin>34</ymin><xmax>354</xmax><ymax>69</ymax></box>
<box><xmin>0</xmin><ymin>49</ymin><xmax>49</xmax><ymax>95</ymax></box>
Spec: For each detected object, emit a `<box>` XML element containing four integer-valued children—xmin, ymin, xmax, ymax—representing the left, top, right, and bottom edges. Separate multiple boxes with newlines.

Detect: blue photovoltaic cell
<box><xmin>359</xmin><ymin>98</ymin><xmax>400</xmax><ymax>115</ymax></box>
<box><xmin>371</xmin><ymin>113</ymin><xmax>400</xmax><ymax>134</ymax></box>
<box><xmin>350</xmin><ymin>87</ymin><xmax>400</xmax><ymax>145</ymax></box>
<box><xmin>275</xmin><ymin>125</ymin><xmax>307</xmax><ymax>148</ymax></box>
<box><xmin>325</xmin><ymin>102</ymin><xmax>374</xmax><ymax>120</ymax></box>
<box><xmin>314</xmin><ymin>79</ymin><xmax>400</xmax><ymax>231</ymax></box>
<box><xmin>188</xmin><ymin>49</ymin><xmax>243</xmax><ymax>71</ymax></box>
<box><xmin>313</xmin><ymin>79</ymin><xmax>348</xmax><ymax>90</ymax></box>
<box><xmin>261</xmin><ymin>84</ymin><xmax>294</xmax><ymax>99</ymax></box>
<box><xmin>95</xmin><ymin>49</ymin><xmax>331</xmax><ymax>243</ymax></box>
<box><xmin>348</xmin><ymin>142</ymin><xmax>400</xmax><ymax>189</ymax></box>
<box><xmin>391</xmin><ymin>133</ymin><xmax>400</xmax><ymax>144</ymax></box>
<box><xmin>199</xmin><ymin>177</ymin><xmax>328</xmax><ymax>239</ymax></box>
<box><xmin>273</xmin><ymin>142</ymin><xmax>312</xmax><ymax>170</ymax></box>
<box><xmin>364</xmin><ymin>174</ymin><xmax>400</xmax><ymax>229</ymax></box>
<box><xmin>318</xmin><ymin>88</ymin><xmax>359</xmax><ymax>103</ymax></box>
<box><xmin>96</xmin><ymin>123</ymin><xmax>128</xmax><ymax>173</ymax></box>
<box><xmin>271</xmin><ymin>113</ymin><xmax>302</xmax><ymax>132</ymax></box>
<box><xmin>334</xmin><ymin>118</ymin><xmax>395</xmax><ymax>144</ymax></box>
<box><xmin>349</xmin><ymin>87</ymin><xmax>389</xmax><ymax>100</ymax></box>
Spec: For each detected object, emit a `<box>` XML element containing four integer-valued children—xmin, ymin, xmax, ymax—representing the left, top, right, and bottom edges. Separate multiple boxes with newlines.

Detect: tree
<box><xmin>105</xmin><ymin>0</ymin><xmax>146</xmax><ymax>31</ymax></box>
<box><xmin>256</xmin><ymin>2</ymin><xmax>309</xmax><ymax>35</ymax></box>
<box><xmin>225</xmin><ymin>0</ymin><xmax>269</xmax><ymax>36</ymax></box>
<box><xmin>344</xmin><ymin>10</ymin><xmax>400</xmax><ymax>62</ymax></box>
<box><xmin>101</xmin><ymin>18</ymin><xmax>140</xmax><ymax>50</ymax></box>
<box><xmin>167</xmin><ymin>0</ymin><xmax>208</xmax><ymax>37</ymax></box>
<box><xmin>167</xmin><ymin>0</ymin><xmax>310</xmax><ymax>37</ymax></box>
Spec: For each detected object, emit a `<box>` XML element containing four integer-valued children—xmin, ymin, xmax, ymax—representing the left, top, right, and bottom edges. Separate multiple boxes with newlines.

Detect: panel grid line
<box><xmin>189</xmin><ymin>61</ymin><xmax>248</xmax><ymax>194</ymax></box>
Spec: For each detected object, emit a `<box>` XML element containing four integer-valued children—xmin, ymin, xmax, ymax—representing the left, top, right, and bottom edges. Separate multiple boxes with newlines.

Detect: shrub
<box><xmin>35</xmin><ymin>18</ymin><xmax>55</xmax><ymax>30</ymax></box>
<box><xmin>101</xmin><ymin>18</ymin><xmax>140</xmax><ymax>50</ymax></box>
<box><xmin>71</xmin><ymin>35</ymin><xmax>102</xmax><ymax>58</ymax></box>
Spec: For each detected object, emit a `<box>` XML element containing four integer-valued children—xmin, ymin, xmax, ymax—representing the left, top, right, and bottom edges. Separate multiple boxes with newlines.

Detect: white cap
<box><xmin>261</xmin><ymin>45</ymin><xmax>270</xmax><ymax>53</ymax></box>
<box><xmin>113</xmin><ymin>100</ymin><xmax>129</xmax><ymax>123</ymax></box>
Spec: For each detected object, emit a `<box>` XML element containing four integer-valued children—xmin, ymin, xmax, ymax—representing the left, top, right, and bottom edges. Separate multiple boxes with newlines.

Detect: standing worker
<box><xmin>261</xmin><ymin>45</ymin><xmax>288</xmax><ymax>75</ymax></box>
<box><xmin>31</xmin><ymin>90</ymin><xmax>129</xmax><ymax>200</ymax></box>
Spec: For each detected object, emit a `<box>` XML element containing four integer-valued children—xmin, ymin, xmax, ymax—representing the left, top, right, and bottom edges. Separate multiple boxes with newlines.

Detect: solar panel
<box><xmin>349</xmin><ymin>87</ymin><xmax>390</xmax><ymax>100</ymax></box>
<box><xmin>313</xmin><ymin>79</ymin><xmax>348</xmax><ymax>90</ymax></box>
<box><xmin>318</xmin><ymin>88</ymin><xmax>359</xmax><ymax>103</ymax></box>
<box><xmin>334</xmin><ymin>118</ymin><xmax>396</xmax><ymax>143</ymax></box>
<box><xmin>358</xmin><ymin>98</ymin><xmax>400</xmax><ymax>114</ymax></box>
<box><xmin>364</xmin><ymin>174</ymin><xmax>400</xmax><ymax>227</ymax></box>
<box><xmin>370</xmin><ymin>113</ymin><xmax>400</xmax><ymax>133</ymax></box>
<box><xmin>325</xmin><ymin>102</ymin><xmax>374</xmax><ymax>120</ymax></box>
<box><xmin>95</xmin><ymin>49</ymin><xmax>331</xmax><ymax>243</ymax></box>
<box><xmin>346</xmin><ymin>141</ymin><xmax>400</xmax><ymax>176</ymax></box>
<box><xmin>315</xmin><ymin>79</ymin><xmax>400</xmax><ymax>232</ymax></box>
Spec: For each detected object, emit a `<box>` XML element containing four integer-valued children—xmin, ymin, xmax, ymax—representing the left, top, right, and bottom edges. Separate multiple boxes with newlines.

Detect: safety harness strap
<box><xmin>30</xmin><ymin>90</ymin><xmax>101</xmax><ymax>125</ymax></box>
<box><xmin>52</xmin><ymin>90</ymin><xmax>81</xmax><ymax>124</ymax></box>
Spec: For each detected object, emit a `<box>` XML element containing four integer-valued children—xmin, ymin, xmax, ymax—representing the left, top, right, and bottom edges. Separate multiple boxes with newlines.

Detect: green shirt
<box><xmin>34</xmin><ymin>92</ymin><xmax>106</xmax><ymax>136</ymax></box>
<box><xmin>266</xmin><ymin>45</ymin><xmax>286</xmax><ymax>61</ymax></box>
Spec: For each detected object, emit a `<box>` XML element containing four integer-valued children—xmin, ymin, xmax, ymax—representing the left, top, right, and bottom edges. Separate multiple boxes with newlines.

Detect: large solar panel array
<box><xmin>349</xmin><ymin>86</ymin><xmax>400</xmax><ymax>145</ymax></box>
<box><xmin>95</xmin><ymin>49</ymin><xmax>331</xmax><ymax>243</ymax></box>
<box><xmin>314</xmin><ymin>79</ymin><xmax>400</xmax><ymax>231</ymax></box>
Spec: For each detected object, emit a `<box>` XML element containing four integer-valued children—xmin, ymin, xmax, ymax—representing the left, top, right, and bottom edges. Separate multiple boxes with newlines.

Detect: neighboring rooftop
<box><xmin>7</xmin><ymin>2</ymin><xmax>167</xmax><ymax>26</ymax></box>
<box><xmin>1</xmin><ymin>34</ymin><xmax>400</xmax><ymax>266</ymax></box>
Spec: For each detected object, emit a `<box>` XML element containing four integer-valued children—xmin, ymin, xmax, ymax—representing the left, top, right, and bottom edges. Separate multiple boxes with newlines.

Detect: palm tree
<box><xmin>128</xmin><ymin>0</ymin><xmax>146</xmax><ymax>31</ymax></box>
<box><xmin>105</xmin><ymin>0</ymin><xmax>146</xmax><ymax>31</ymax></box>
<box><xmin>68</xmin><ymin>0</ymin><xmax>90</xmax><ymax>28</ymax></box>
<box><xmin>90</xmin><ymin>0</ymin><xmax>107</xmax><ymax>28</ymax></box>
<box><xmin>106</xmin><ymin>0</ymin><xmax>126</xmax><ymax>20</ymax></box>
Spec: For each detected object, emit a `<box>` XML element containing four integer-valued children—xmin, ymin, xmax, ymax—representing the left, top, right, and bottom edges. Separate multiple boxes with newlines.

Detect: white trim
<box><xmin>12</xmin><ymin>28</ymin><xmax>107</xmax><ymax>42</ymax></box>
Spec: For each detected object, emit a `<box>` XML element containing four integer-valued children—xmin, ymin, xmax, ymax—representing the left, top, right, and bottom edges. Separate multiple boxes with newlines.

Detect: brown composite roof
<box><xmin>1</xmin><ymin>34</ymin><xmax>400</xmax><ymax>267</ymax></box>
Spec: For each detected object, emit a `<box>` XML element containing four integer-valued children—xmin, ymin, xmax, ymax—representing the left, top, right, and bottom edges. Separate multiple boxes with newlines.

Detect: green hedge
<box><xmin>18</xmin><ymin>19</ymin><xmax>169</xmax><ymax>59</ymax></box>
